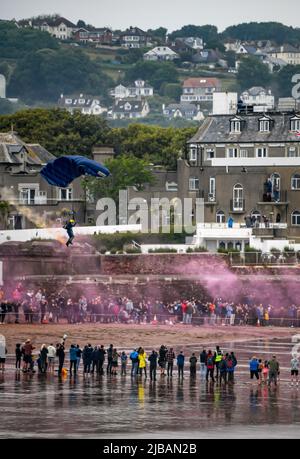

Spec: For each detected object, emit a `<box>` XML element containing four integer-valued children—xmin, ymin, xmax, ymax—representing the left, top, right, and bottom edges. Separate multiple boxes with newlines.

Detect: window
<box><xmin>189</xmin><ymin>148</ymin><xmax>197</xmax><ymax>161</ymax></box>
<box><xmin>259</xmin><ymin>119</ymin><xmax>270</xmax><ymax>132</ymax></box>
<box><xmin>206</xmin><ymin>149</ymin><xmax>215</xmax><ymax>159</ymax></box>
<box><xmin>230</xmin><ymin>117</ymin><xmax>243</xmax><ymax>133</ymax></box>
<box><xmin>59</xmin><ymin>188</ymin><xmax>73</xmax><ymax>201</ymax></box>
<box><xmin>209</xmin><ymin>177</ymin><xmax>216</xmax><ymax>197</ymax></box>
<box><xmin>166</xmin><ymin>182</ymin><xmax>178</xmax><ymax>192</ymax></box>
<box><xmin>288</xmin><ymin>147</ymin><xmax>298</xmax><ymax>157</ymax></box>
<box><xmin>256</xmin><ymin>147</ymin><xmax>268</xmax><ymax>158</ymax></box>
<box><xmin>240</xmin><ymin>149</ymin><xmax>248</xmax><ymax>158</ymax></box>
<box><xmin>290</xmin><ymin>117</ymin><xmax>300</xmax><ymax>132</ymax></box>
<box><xmin>189</xmin><ymin>177</ymin><xmax>199</xmax><ymax>190</ymax></box>
<box><xmin>233</xmin><ymin>184</ymin><xmax>244</xmax><ymax>211</ymax></box>
<box><xmin>216</xmin><ymin>210</ymin><xmax>225</xmax><ymax>224</ymax></box>
<box><xmin>291</xmin><ymin>174</ymin><xmax>300</xmax><ymax>190</ymax></box>
<box><xmin>227</xmin><ymin>148</ymin><xmax>239</xmax><ymax>158</ymax></box>
<box><xmin>291</xmin><ymin>211</ymin><xmax>300</xmax><ymax>226</ymax></box>
<box><xmin>19</xmin><ymin>188</ymin><xmax>36</xmax><ymax>205</ymax></box>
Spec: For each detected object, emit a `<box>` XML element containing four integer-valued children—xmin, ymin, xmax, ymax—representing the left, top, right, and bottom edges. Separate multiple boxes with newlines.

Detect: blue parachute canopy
<box><xmin>40</xmin><ymin>155</ymin><xmax>110</xmax><ymax>188</ymax></box>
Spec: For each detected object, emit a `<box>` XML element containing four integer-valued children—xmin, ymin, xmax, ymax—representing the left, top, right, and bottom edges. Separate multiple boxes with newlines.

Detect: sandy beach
<box><xmin>1</xmin><ymin>322</ymin><xmax>298</xmax><ymax>350</ymax></box>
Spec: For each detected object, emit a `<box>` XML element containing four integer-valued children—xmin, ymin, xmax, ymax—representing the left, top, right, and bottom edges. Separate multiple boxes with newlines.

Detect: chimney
<box><xmin>92</xmin><ymin>146</ymin><xmax>115</xmax><ymax>163</ymax></box>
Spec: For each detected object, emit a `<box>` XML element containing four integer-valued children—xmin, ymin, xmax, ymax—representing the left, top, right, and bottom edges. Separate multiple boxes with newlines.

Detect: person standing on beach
<box><xmin>249</xmin><ymin>356</ymin><xmax>260</xmax><ymax>384</ymax></box>
<box><xmin>158</xmin><ymin>345</ymin><xmax>167</xmax><ymax>377</ymax></box>
<box><xmin>148</xmin><ymin>350</ymin><xmax>158</xmax><ymax>381</ymax></box>
<box><xmin>268</xmin><ymin>355</ymin><xmax>280</xmax><ymax>387</ymax></box>
<box><xmin>166</xmin><ymin>347</ymin><xmax>175</xmax><ymax>378</ymax></box>
<box><xmin>130</xmin><ymin>349</ymin><xmax>139</xmax><ymax>377</ymax></box>
<box><xmin>107</xmin><ymin>344</ymin><xmax>114</xmax><ymax>375</ymax></box>
<box><xmin>206</xmin><ymin>350</ymin><xmax>215</xmax><ymax>383</ymax></box>
<box><xmin>177</xmin><ymin>351</ymin><xmax>185</xmax><ymax>379</ymax></box>
<box><xmin>47</xmin><ymin>343</ymin><xmax>56</xmax><ymax>372</ymax></box>
<box><xmin>56</xmin><ymin>342</ymin><xmax>65</xmax><ymax>375</ymax></box>
<box><xmin>15</xmin><ymin>343</ymin><xmax>22</xmax><ymax>371</ymax></box>
<box><xmin>189</xmin><ymin>353</ymin><xmax>197</xmax><ymax>377</ymax></box>
<box><xmin>138</xmin><ymin>348</ymin><xmax>147</xmax><ymax>378</ymax></box>
<box><xmin>290</xmin><ymin>355</ymin><xmax>299</xmax><ymax>387</ymax></box>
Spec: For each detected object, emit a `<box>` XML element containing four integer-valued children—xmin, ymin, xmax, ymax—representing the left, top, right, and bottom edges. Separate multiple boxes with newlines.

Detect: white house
<box><xmin>162</xmin><ymin>103</ymin><xmax>203</xmax><ymax>121</ymax></box>
<box><xmin>240</xmin><ymin>87</ymin><xmax>275</xmax><ymax>111</ymax></box>
<box><xmin>110</xmin><ymin>80</ymin><xmax>153</xmax><ymax>99</ymax></box>
<box><xmin>108</xmin><ymin>99</ymin><xmax>150</xmax><ymax>119</ymax></box>
<box><xmin>58</xmin><ymin>94</ymin><xmax>107</xmax><ymax>115</ymax></box>
<box><xmin>181</xmin><ymin>78</ymin><xmax>222</xmax><ymax>103</ymax></box>
<box><xmin>144</xmin><ymin>46</ymin><xmax>179</xmax><ymax>61</ymax></box>
<box><xmin>24</xmin><ymin>17</ymin><xmax>77</xmax><ymax>40</ymax></box>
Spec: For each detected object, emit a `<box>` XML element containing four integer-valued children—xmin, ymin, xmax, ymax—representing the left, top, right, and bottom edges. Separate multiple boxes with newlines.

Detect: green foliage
<box><xmin>124</xmin><ymin>61</ymin><xmax>179</xmax><ymax>91</ymax></box>
<box><xmin>276</xmin><ymin>65</ymin><xmax>300</xmax><ymax>97</ymax></box>
<box><xmin>8</xmin><ymin>48</ymin><xmax>114</xmax><ymax>102</ymax></box>
<box><xmin>0</xmin><ymin>108</ymin><xmax>110</xmax><ymax>156</ymax></box>
<box><xmin>105</xmin><ymin>123</ymin><xmax>197</xmax><ymax>169</ymax></box>
<box><xmin>84</xmin><ymin>155</ymin><xmax>155</xmax><ymax>202</ymax></box>
<box><xmin>125</xmin><ymin>247</ymin><xmax>142</xmax><ymax>254</ymax></box>
<box><xmin>168</xmin><ymin>25</ymin><xmax>218</xmax><ymax>43</ymax></box>
<box><xmin>147</xmin><ymin>27</ymin><xmax>168</xmax><ymax>42</ymax></box>
<box><xmin>222</xmin><ymin>22</ymin><xmax>300</xmax><ymax>45</ymax></box>
<box><xmin>186</xmin><ymin>246</ymin><xmax>208</xmax><ymax>253</ymax></box>
<box><xmin>244</xmin><ymin>246</ymin><xmax>262</xmax><ymax>253</ymax></box>
<box><xmin>225</xmin><ymin>51</ymin><xmax>237</xmax><ymax>68</ymax></box>
<box><xmin>0</xmin><ymin>21</ymin><xmax>58</xmax><ymax>59</ymax></box>
<box><xmin>237</xmin><ymin>56</ymin><xmax>272</xmax><ymax>90</ymax></box>
<box><xmin>161</xmin><ymin>83</ymin><xmax>182</xmax><ymax>100</ymax></box>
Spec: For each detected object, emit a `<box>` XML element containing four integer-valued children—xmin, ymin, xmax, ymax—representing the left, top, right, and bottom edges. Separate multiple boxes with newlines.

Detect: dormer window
<box><xmin>290</xmin><ymin>115</ymin><xmax>300</xmax><ymax>132</ymax></box>
<box><xmin>259</xmin><ymin>115</ymin><xmax>273</xmax><ymax>132</ymax></box>
<box><xmin>230</xmin><ymin>116</ymin><xmax>243</xmax><ymax>133</ymax></box>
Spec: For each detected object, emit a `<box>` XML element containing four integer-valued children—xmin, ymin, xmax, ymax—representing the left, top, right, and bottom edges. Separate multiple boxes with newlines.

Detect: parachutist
<box><xmin>63</xmin><ymin>218</ymin><xmax>76</xmax><ymax>247</ymax></box>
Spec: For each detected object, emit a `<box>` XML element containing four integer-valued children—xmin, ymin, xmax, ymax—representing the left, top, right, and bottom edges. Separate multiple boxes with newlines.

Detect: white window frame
<box><xmin>230</xmin><ymin>120</ymin><xmax>241</xmax><ymax>133</ymax></box>
<box><xmin>227</xmin><ymin>148</ymin><xmax>239</xmax><ymax>158</ymax></box>
<box><xmin>291</xmin><ymin>174</ymin><xmax>300</xmax><ymax>190</ymax></box>
<box><xmin>233</xmin><ymin>184</ymin><xmax>244</xmax><ymax>211</ymax></box>
<box><xmin>216</xmin><ymin>210</ymin><xmax>225</xmax><ymax>224</ymax></box>
<box><xmin>206</xmin><ymin>149</ymin><xmax>215</xmax><ymax>159</ymax></box>
<box><xmin>209</xmin><ymin>177</ymin><xmax>216</xmax><ymax>196</ymax></box>
<box><xmin>256</xmin><ymin>147</ymin><xmax>268</xmax><ymax>158</ymax></box>
<box><xmin>291</xmin><ymin>211</ymin><xmax>300</xmax><ymax>226</ymax></box>
<box><xmin>240</xmin><ymin>149</ymin><xmax>248</xmax><ymax>158</ymax></box>
<box><xmin>59</xmin><ymin>188</ymin><xmax>73</xmax><ymax>201</ymax></box>
<box><xmin>259</xmin><ymin>120</ymin><xmax>270</xmax><ymax>132</ymax></box>
<box><xmin>189</xmin><ymin>148</ymin><xmax>197</xmax><ymax>161</ymax></box>
<box><xmin>291</xmin><ymin>118</ymin><xmax>300</xmax><ymax>132</ymax></box>
<box><xmin>19</xmin><ymin>188</ymin><xmax>36</xmax><ymax>205</ymax></box>
<box><xmin>189</xmin><ymin>177</ymin><xmax>199</xmax><ymax>191</ymax></box>
<box><xmin>288</xmin><ymin>147</ymin><xmax>298</xmax><ymax>157</ymax></box>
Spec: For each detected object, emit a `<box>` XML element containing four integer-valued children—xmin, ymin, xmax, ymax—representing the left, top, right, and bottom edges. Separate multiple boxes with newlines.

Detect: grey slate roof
<box><xmin>188</xmin><ymin>113</ymin><xmax>300</xmax><ymax>144</ymax></box>
<box><xmin>0</xmin><ymin>132</ymin><xmax>55</xmax><ymax>165</ymax></box>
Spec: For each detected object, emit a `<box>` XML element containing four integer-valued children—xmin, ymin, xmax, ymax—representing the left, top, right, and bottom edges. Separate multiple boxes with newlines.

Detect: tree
<box><xmin>168</xmin><ymin>25</ymin><xmax>218</xmax><ymax>43</ymax></box>
<box><xmin>0</xmin><ymin>99</ymin><xmax>17</xmax><ymax>115</ymax></box>
<box><xmin>222</xmin><ymin>22</ymin><xmax>300</xmax><ymax>45</ymax></box>
<box><xmin>161</xmin><ymin>83</ymin><xmax>182</xmax><ymax>100</ymax></box>
<box><xmin>0</xmin><ymin>21</ymin><xmax>58</xmax><ymax>59</ymax></box>
<box><xmin>0</xmin><ymin>201</ymin><xmax>9</xmax><ymax>230</ymax></box>
<box><xmin>8</xmin><ymin>48</ymin><xmax>114</xmax><ymax>102</ymax></box>
<box><xmin>84</xmin><ymin>155</ymin><xmax>155</xmax><ymax>202</ymax></box>
<box><xmin>77</xmin><ymin>20</ymin><xmax>86</xmax><ymax>28</ymax></box>
<box><xmin>225</xmin><ymin>50</ymin><xmax>237</xmax><ymax>68</ymax></box>
<box><xmin>147</xmin><ymin>27</ymin><xmax>167</xmax><ymax>42</ymax></box>
<box><xmin>276</xmin><ymin>65</ymin><xmax>300</xmax><ymax>97</ymax></box>
<box><xmin>124</xmin><ymin>61</ymin><xmax>179</xmax><ymax>91</ymax></box>
<box><xmin>237</xmin><ymin>56</ymin><xmax>272</xmax><ymax>90</ymax></box>
<box><xmin>0</xmin><ymin>108</ymin><xmax>110</xmax><ymax>157</ymax></box>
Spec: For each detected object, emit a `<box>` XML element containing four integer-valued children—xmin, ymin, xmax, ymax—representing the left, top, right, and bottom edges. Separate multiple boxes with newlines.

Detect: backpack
<box><xmin>226</xmin><ymin>359</ymin><xmax>234</xmax><ymax>370</ymax></box>
<box><xmin>207</xmin><ymin>356</ymin><xmax>214</xmax><ymax>368</ymax></box>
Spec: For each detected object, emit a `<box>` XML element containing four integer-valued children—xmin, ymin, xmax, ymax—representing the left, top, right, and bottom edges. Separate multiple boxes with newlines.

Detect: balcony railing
<box><xmin>258</xmin><ymin>190</ymin><xmax>288</xmax><ymax>204</ymax></box>
<box><xmin>10</xmin><ymin>198</ymin><xmax>84</xmax><ymax>206</ymax></box>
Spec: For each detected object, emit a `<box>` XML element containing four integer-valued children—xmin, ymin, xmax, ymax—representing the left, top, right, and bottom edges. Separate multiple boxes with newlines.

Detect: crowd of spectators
<box><xmin>1</xmin><ymin>283</ymin><xmax>300</xmax><ymax>327</ymax></box>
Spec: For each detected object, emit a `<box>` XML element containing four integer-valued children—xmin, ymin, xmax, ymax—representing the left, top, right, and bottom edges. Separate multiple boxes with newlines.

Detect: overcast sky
<box><xmin>1</xmin><ymin>0</ymin><xmax>299</xmax><ymax>32</ymax></box>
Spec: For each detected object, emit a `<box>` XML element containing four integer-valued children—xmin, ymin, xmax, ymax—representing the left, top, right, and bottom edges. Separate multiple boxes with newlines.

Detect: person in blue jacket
<box><xmin>64</xmin><ymin>218</ymin><xmax>76</xmax><ymax>247</ymax></box>
<box><xmin>69</xmin><ymin>344</ymin><xmax>78</xmax><ymax>375</ymax></box>
<box><xmin>249</xmin><ymin>356</ymin><xmax>259</xmax><ymax>382</ymax></box>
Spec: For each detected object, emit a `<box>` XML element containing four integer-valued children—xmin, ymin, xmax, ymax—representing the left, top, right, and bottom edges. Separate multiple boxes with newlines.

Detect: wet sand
<box><xmin>1</xmin><ymin>322</ymin><xmax>299</xmax><ymax>350</ymax></box>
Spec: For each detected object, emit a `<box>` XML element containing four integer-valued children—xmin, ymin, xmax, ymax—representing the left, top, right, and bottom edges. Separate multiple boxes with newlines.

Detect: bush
<box><xmin>109</xmin><ymin>248</ymin><xmax>117</xmax><ymax>254</ymax></box>
<box><xmin>148</xmin><ymin>248</ymin><xmax>178</xmax><ymax>253</ymax></box>
<box><xmin>186</xmin><ymin>246</ymin><xmax>208</xmax><ymax>253</ymax></box>
<box><xmin>126</xmin><ymin>247</ymin><xmax>142</xmax><ymax>254</ymax></box>
<box><xmin>244</xmin><ymin>246</ymin><xmax>262</xmax><ymax>253</ymax></box>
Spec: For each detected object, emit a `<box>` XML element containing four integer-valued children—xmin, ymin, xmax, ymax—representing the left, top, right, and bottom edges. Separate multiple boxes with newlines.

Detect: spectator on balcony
<box><xmin>228</xmin><ymin>217</ymin><xmax>234</xmax><ymax>228</ymax></box>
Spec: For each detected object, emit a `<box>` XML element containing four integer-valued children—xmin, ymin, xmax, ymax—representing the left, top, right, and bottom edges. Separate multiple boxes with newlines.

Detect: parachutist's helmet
<box><xmin>69</xmin><ymin>219</ymin><xmax>75</xmax><ymax>223</ymax></box>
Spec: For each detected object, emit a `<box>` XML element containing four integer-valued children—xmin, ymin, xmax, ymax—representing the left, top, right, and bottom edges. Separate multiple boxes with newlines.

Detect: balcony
<box><xmin>197</xmin><ymin>190</ymin><xmax>218</xmax><ymax>205</ymax></box>
<box><xmin>230</xmin><ymin>199</ymin><xmax>245</xmax><ymax>213</ymax></box>
<box><xmin>257</xmin><ymin>190</ymin><xmax>289</xmax><ymax>205</ymax></box>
